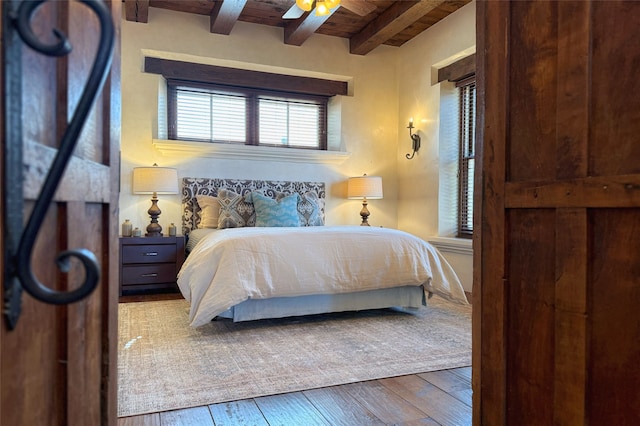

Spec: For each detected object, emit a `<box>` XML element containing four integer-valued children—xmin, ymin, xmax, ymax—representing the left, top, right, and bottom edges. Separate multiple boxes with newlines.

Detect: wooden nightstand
<box><xmin>119</xmin><ymin>235</ymin><xmax>185</xmax><ymax>295</ymax></box>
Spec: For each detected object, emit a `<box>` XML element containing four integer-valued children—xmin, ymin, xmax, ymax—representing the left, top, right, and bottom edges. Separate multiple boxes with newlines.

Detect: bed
<box><xmin>177</xmin><ymin>177</ymin><xmax>467</xmax><ymax>327</ymax></box>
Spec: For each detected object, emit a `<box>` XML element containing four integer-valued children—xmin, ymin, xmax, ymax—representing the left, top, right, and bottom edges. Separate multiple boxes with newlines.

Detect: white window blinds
<box><xmin>175</xmin><ymin>88</ymin><xmax>246</xmax><ymax>143</ymax></box>
<box><xmin>259</xmin><ymin>99</ymin><xmax>320</xmax><ymax>147</ymax></box>
<box><xmin>457</xmin><ymin>78</ymin><xmax>476</xmax><ymax>237</ymax></box>
<box><xmin>168</xmin><ymin>81</ymin><xmax>327</xmax><ymax>149</ymax></box>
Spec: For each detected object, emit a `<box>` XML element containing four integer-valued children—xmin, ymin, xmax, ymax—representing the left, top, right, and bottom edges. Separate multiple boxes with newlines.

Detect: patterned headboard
<box><xmin>181</xmin><ymin>177</ymin><xmax>325</xmax><ymax>235</ymax></box>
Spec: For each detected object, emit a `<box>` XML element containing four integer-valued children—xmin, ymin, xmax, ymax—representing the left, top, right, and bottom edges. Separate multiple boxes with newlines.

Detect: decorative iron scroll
<box><xmin>3</xmin><ymin>0</ymin><xmax>114</xmax><ymax>329</ymax></box>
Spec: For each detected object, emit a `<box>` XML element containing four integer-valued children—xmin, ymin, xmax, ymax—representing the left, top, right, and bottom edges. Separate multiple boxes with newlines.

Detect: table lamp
<box><xmin>347</xmin><ymin>174</ymin><xmax>383</xmax><ymax>226</ymax></box>
<box><xmin>132</xmin><ymin>164</ymin><xmax>178</xmax><ymax>237</ymax></box>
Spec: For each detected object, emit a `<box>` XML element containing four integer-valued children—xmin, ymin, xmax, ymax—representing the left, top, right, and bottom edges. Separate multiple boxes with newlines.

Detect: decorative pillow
<box><xmin>217</xmin><ymin>188</ymin><xmax>256</xmax><ymax>229</ymax></box>
<box><xmin>271</xmin><ymin>191</ymin><xmax>324</xmax><ymax>226</ymax></box>
<box><xmin>298</xmin><ymin>191</ymin><xmax>324</xmax><ymax>226</ymax></box>
<box><xmin>196</xmin><ymin>195</ymin><xmax>219</xmax><ymax>229</ymax></box>
<box><xmin>252</xmin><ymin>191</ymin><xmax>301</xmax><ymax>227</ymax></box>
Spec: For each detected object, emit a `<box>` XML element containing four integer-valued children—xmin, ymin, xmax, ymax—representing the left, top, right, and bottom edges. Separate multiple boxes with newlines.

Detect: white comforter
<box><xmin>178</xmin><ymin>226</ymin><xmax>467</xmax><ymax>327</ymax></box>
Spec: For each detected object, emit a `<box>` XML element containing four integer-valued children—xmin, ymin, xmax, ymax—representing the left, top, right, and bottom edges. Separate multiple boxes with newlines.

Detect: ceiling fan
<box><xmin>283</xmin><ymin>0</ymin><xmax>377</xmax><ymax>19</ymax></box>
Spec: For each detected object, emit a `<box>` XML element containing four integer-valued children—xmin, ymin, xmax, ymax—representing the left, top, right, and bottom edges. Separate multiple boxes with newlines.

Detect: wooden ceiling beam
<box><xmin>284</xmin><ymin>9</ymin><xmax>335</xmax><ymax>47</ymax></box>
<box><xmin>124</xmin><ymin>0</ymin><xmax>149</xmax><ymax>23</ymax></box>
<box><xmin>349</xmin><ymin>0</ymin><xmax>446</xmax><ymax>55</ymax></box>
<box><xmin>210</xmin><ymin>0</ymin><xmax>247</xmax><ymax>35</ymax></box>
<box><xmin>341</xmin><ymin>0</ymin><xmax>377</xmax><ymax>17</ymax></box>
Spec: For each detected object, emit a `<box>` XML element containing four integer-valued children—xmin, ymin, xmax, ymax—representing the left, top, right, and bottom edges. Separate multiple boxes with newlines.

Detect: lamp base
<box><xmin>145</xmin><ymin>194</ymin><xmax>163</xmax><ymax>237</ymax></box>
<box><xmin>359</xmin><ymin>200</ymin><xmax>370</xmax><ymax>226</ymax></box>
<box><xmin>145</xmin><ymin>225</ymin><xmax>163</xmax><ymax>237</ymax></box>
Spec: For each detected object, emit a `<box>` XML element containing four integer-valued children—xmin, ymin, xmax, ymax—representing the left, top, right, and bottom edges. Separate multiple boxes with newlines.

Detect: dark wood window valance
<box><xmin>437</xmin><ymin>53</ymin><xmax>476</xmax><ymax>83</ymax></box>
<box><xmin>144</xmin><ymin>57</ymin><xmax>348</xmax><ymax>97</ymax></box>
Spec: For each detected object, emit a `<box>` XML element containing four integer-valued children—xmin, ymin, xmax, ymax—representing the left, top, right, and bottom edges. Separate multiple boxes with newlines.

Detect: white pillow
<box><xmin>196</xmin><ymin>195</ymin><xmax>219</xmax><ymax>229</ymax></box>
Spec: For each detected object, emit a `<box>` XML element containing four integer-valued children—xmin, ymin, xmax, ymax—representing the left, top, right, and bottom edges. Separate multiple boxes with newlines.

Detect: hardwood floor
<box><xmin>118</xmin><ymin>292</ymin><xmax>472</xmax><ymax>425</ymax></box>
<box><xmin>117</xmin><ymin>367</ymin><xmax>471</xmax><ymax>426</ymax></box>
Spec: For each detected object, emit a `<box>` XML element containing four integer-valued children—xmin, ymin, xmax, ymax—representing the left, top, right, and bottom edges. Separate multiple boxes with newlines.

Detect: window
<box><xmin>456</xmin><ymin>77</ymin><xmax>475</xmax><ymax>238</ymax></box>
<box><xmin>436</xmin><ymin>54</ymin><xmax>475</xmax><ymax>239</ymax></box>
<box><xmin>167</xmin><ymin>80</ymin><xmax>328</xmax><ymax>150</ymax></box>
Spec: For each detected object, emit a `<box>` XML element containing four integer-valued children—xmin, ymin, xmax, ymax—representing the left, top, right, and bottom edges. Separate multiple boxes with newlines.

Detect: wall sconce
<box><xmin>406</xmin><ymin>118</ymin><xmax>421</xmax><ymax>160</ymax></box>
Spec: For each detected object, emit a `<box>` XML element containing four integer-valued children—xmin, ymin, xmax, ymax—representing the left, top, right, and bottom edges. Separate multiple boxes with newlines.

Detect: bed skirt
<box><xmin>217</xmin><ymin>285</ymin><xmax>427</xmax><ymax>322</ymax></box>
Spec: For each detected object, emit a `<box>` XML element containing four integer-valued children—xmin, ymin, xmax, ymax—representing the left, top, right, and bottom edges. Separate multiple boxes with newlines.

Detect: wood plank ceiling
<box><xmin>123</xmin><ymin>0</ymin><xmax>471</xmax><ymax>55</ymax></box>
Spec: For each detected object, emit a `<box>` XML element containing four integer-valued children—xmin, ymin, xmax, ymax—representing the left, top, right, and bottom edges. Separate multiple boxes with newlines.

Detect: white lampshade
<box><xmin>347</xmin><ymin>175</ymin><xmax>383</xmax><ymax>199</ymax></box>
<box><xmin>132</xmin><ymin>165</ymin><xmax>179</xmax><ymax>194</ymax></box>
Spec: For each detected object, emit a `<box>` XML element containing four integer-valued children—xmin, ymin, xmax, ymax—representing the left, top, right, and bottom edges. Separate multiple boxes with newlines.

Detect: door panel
<box><xmin>476</xmin><ymin>0</ymin><xmax>640</xmax><ymax>424</ymax></box>
<box><xmin>508</xmin><ymin>1</ymin><xmax>557</xmax><ymax>183</ymax></box>
<box><xmin>590</xmin><ymin>2</ymin><xmax>640</xmax><ymax>175</ymax></box>
<box><xmin>506</xmin><ymin>209</ymin><xmax>555</xmax><ymax>425</ymax></box>
<box><xmin>1</xmin><ymin>1</ymin><xmax>121</xmax><ymax>424</ymax></box>
<box><xmin>66</xmin><ymin>201</ymin><xmax>104</xmax><ymax>425</ymax></box>
<box><xmin>589</xmin><ymin>209</ymin><xmax>640</xmax><ymax>423</ymax></box>
<box><xmin>69</xmin><ymin>0</ymin><xmax>105</xmax><ymax>164</ymax></box>
<box><xmin>23</xmin><ymin>2</ymin><xmax>59</xmax><ymax>150</ymax></box>
<box><xmin>4</xmin><ymin>208</ymin><xmax>66</xmax><ymax>424</ymax></box>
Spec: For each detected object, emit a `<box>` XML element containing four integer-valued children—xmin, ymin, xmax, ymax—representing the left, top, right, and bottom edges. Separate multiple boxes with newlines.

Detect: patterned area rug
<box><xmin>118</xmin><ymin>297</ymin><xmax>471</xmax><ymax>417</ymax></box>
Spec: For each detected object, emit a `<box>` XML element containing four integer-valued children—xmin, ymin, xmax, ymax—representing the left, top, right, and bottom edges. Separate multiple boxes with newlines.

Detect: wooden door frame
<box><xmin>473</xmin><ymin>1</ymin><xmax>507</xmax><ymax>423</ymax></box>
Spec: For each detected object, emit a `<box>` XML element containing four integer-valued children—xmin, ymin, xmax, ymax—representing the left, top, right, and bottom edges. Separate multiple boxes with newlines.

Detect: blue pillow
<box><xmin>252</xmin><ymin>192</ymin><xmax>301</xmax><ymax>227</ymax></box>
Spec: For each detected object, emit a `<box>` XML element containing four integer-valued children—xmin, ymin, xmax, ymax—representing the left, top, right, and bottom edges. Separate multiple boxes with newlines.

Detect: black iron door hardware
<box><xmin>3</xmin><ymin>0</ymin><xmax>115</xmax><ymax>329</ymax></box>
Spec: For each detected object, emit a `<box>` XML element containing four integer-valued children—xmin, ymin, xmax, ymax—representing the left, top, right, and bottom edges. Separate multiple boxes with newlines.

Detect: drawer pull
<box><xmin>140</xmin><ymin>273</ymin><xmax>158</xmax><ymax>278</ymax></box>
<box><xmin>144</xmin><ymin>252</ymin><xmax>158</xmax><ymax>256</ymax></box>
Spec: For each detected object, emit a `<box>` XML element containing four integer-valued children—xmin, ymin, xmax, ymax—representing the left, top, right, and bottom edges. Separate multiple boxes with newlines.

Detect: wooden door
<box><xmin>1</xmin><ymin>1</ymin><xmax>120</xmax><ymax>424</ymax></box>
<box><xmin>474</xmin><ymin>0</ymin><xmax>640</xmax><ymax>424</ymax></box>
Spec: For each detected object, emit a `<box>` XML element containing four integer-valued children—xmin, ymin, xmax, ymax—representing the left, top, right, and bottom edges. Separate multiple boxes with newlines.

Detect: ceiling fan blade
<box><xmin>283</xmin><ymin>4</ymin><xmax>305</xmax><ymax>19</ymax></box>
<box><xmin>340</xmin><ymin>0</ymin><xmax>377</xmax><ymax>16</ymax></box>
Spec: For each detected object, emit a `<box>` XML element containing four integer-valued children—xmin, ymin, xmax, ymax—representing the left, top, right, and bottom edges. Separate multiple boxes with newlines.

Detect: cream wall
<box><xmin>118</xmin><ymin>3</ymin><xmax>476</xmax><ymax>291</ymax></box>
<box><xmin>119</xmin><ymin>8</ymin><xmax>400</xmax><ymax>232</ymax></box>
<box><xmin>396</xmin><ymin>1</ymin><xmax>476</xmax><ymax>292</ymax></box>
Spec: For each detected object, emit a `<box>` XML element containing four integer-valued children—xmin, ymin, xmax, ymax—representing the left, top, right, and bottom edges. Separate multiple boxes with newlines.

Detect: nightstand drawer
<box><xmin>121</xmin><ymin>264</ymin><xmax>177</xmax><ymax>285</ymax></box>
<box><xmin>122</xmin><ymin>244</ymin><xmax>176</xmax><ymax>264</ymax></box>
<box><xmin>119</xmin><ymin>235</ymin><xmax>185</xmax><ymax>296</ymax></box>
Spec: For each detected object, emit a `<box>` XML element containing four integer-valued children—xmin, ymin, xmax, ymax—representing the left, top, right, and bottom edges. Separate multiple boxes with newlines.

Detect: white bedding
<box><xmin>177</xmin><ymin>226</ymin><xmax>467</xmax><ymax>327</ymax></box>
